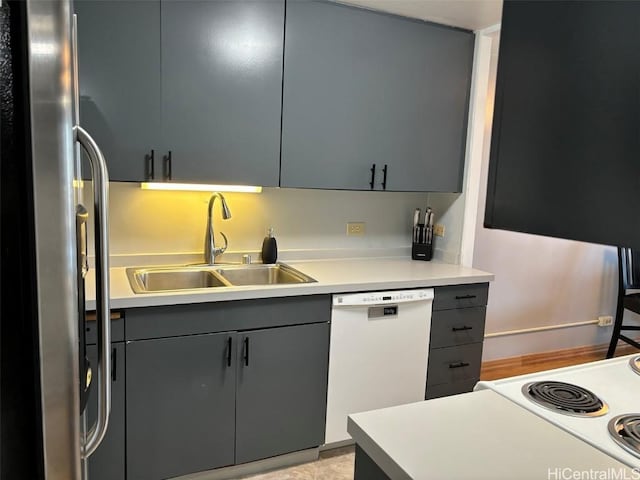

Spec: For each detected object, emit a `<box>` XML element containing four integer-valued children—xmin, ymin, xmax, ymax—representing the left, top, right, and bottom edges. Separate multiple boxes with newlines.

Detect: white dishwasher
<box><xmin>325</xmin><ymin>288</ymin><xmax>434</xmax><ymax>445</ymax></box>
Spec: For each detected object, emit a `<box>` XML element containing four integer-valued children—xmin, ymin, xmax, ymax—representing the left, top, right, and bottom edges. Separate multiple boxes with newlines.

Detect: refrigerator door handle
<box><xmin>74</xmin><ymin>125</ymin><xmax>111</xmax><ymax>459</ymax></box>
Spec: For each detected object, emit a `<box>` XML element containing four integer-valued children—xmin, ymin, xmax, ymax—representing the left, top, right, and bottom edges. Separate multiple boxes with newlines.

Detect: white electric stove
<box><xmin>476</xmin><ymin>354</ymin><xmax>640</xmax><ymax>469</ymax></box>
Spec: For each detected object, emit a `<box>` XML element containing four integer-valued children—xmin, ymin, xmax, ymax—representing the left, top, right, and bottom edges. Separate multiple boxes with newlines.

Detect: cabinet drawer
<box><xmin>425</xmin><ymin>379</ymin><xmax>478</xmax><ymax>400</ymax></box>
<box><xmin>85</xmin><ymin>315</ymin><xmax>124</xmax><ymax>345</ymax></box>
<box><xmin>430</xmin><ymin>307</ymin><xmax>486</xmax><ymax>348</ymax></box>
<box><xmin>426</xmin><ymin>343</ymin><xmax>483</xmax><ymax>386</ymax></box>
<box><xmin>433</xmin><ymin>283</ymin><xmax>488</xmax><ymax>311</ymax></box>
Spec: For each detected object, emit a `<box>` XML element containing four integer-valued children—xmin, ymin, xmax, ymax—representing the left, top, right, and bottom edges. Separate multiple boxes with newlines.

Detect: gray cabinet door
<box><xmin>86</xmin><ymin>343</ymin><xmax>125</xmax><ymax>480</ymax></box>
<box><xmin>161</xmin><ymin>0</ymin><xmax>284</xmax><ymax>186</ymax></box>
<box><xmin>281</xmin><ymin>1</ymin><xmax>473</xmax><ymax>192</ymax></box>
<box><xmin>75</xmin><ymin>0</ymin><xmax>161</xmax><ymax>182</ymax></box>
<box><xmin>126</xmin><ymin>333</ymin><xmax>237</xmax><ymax>480</ymax></box>
<box><xmin>235</xmin><ymin>322</ymin><xmax>330</xmax><ymax>464</ymax></box>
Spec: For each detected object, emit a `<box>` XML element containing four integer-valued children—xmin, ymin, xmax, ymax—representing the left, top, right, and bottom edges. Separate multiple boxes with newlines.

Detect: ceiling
<box><xmin>337</xmin><ymin>0</ymin><xmax>503</xmax><ymax>31</ymax></box>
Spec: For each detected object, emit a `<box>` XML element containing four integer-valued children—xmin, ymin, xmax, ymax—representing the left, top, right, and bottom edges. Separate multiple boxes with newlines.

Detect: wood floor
<box><xmin>480</xmin><ymin>341</ymin><xmax>639</xmax><ymax>381</ymax></box>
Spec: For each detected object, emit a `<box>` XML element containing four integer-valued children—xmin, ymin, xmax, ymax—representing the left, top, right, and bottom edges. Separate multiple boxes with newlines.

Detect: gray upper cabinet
<box><xmin>161</xmin><ymin>0</ymin><xmax>284</xmax><ymax>186</ymax></box>
<box><xmin>235</xmin><ymin>322</ymin><xmax>330</xmax><ymax>464</ymax></box>
<box><xmin>281</xmin><ymin>1</ymin><xmax>474</xmax><ymax>192</ymax></box>
<box><xmin>76</xmin><ymin>0</ymin><xmax>161</xmax><ymax>182</ymax></box>
<box><xmin>126</xmin><ymin>333</ymin><xmax>236</xmax><ymax>480</ymax></box>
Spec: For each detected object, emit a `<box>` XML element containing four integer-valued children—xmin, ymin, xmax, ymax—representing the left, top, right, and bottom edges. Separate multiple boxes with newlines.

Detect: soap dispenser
<box><xmin>261</xmin><ymin>227</ymin><xmax>278</xmax><ymax>264</ymax></box>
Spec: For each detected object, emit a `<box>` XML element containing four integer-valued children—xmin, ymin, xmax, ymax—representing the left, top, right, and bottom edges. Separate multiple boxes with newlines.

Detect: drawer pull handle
<box><xmin>452</xmin><ymin>325</ymin><xmax>473</xmax><ymax>332</ymax></box>
<box><xmin>243</xmin><ymin>337</ymin><xmax>249</xmax><ymax>366</ymax></box>
<box><xmin>449</xmin><ymin>362</ymin><xmax>470</xmax><ymax>369</ymax></box>
<box><xmin>369</xmin><ymin>164</ymin><xmax>376</xmax><ymax>190</ymax></box>
<box><xmin>226</xmin><ymin>337</ymin><xmax>232</xmax><ymax>367</ymax></box>
<box><xmin>455</xmin><ymin>294</ymin><xmax>477</xmax><ymax>300</ymax></box>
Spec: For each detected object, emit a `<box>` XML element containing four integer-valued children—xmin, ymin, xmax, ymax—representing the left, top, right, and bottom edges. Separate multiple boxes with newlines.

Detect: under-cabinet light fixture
<box><xmin>140</xmin><ymin>182</ymin><xmax>262</xmax><ymax>193</ymax></box>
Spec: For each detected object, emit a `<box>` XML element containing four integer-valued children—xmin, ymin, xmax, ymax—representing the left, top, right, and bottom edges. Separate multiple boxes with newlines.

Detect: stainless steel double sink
<box><xmin>126</xmin><ymin>263</ymin><xmax>317</xmax><ymax>293</ymax></box>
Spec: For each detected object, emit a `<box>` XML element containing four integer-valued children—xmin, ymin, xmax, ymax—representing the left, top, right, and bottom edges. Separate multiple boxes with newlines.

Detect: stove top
<box><xmin>476</xmin><ymin>354</ymin><xmax>640</xmax><ymax>468</ymax></box>
<box><xmin>523</xmin><ymin>381</ymin><xmax>608</xmax><ymax>417</ymax></box>
<box><xmin>608</xmin><ymin>414</ymin><xmax>640</xmax><ymax>459</ymax></box>
<box><xmin>631</xmin><ymin>356</ymin><xmax>640</xmax><ymax>376</ymax></box>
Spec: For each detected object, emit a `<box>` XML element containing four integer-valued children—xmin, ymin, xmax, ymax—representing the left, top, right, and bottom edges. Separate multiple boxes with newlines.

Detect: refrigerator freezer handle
<box><xmin>74</xmin><ymin>125</ymin><xmax>111</xmax><ymax>459</ymax></box>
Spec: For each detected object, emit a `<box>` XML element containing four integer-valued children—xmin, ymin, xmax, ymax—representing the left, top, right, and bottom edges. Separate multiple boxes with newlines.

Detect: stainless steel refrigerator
<box><xmin>0</xmin><ymin>0</ymin><xmax>111</xmax><ymax>478</ymax></box>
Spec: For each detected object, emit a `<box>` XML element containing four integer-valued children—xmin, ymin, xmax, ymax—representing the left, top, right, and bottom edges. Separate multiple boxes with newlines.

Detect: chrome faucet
<box><xmin>204</xmin><ymin>192</ymin><xmax>232</xmax><ymax>265</ymax></box>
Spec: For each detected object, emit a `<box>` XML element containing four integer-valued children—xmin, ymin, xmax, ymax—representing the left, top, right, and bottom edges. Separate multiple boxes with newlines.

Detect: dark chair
<box><xmin>606</xmin><ymin>247</ymin><xmax>640</xmax><ymax>358</ymax></box>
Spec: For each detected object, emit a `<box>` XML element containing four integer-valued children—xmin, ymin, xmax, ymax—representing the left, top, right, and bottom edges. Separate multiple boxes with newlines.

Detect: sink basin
<box><xmin>215</xmin><ymin>264</ymin><xmax>317</xmax><ymax>286</ymax></box>
<box><xmin>127</xmin><ymin>267</ymin><xmax>231</xmax><ymax>293</ymax></box>
<box><xmin>126</xmin><ymin>263</ymin><xmax>315</xmax><ymax>293</ymax></box>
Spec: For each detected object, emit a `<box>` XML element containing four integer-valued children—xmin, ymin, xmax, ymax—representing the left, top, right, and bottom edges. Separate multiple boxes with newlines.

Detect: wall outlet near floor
<box><xmin>433</xmin><ymin>224</ymin><xmax>445</xmax><ymax>237</ymax></box>
<box><xmin>597</xmin><ymin>315</ymin><xmax>614</xmax><ymax>327</ymax></box>
<box><xmin>346</xmin><ymin>222</ymin><xmax>366</xmax><ymax>236</ymax></box>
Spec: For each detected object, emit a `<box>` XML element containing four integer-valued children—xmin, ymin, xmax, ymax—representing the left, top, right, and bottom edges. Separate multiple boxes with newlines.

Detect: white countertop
<box><xmin>347</xmin><ymin>390</ymin><xmax>636</xmax><ymax>480</ymax></box>
<box><xmin>85</xmin><ymin>257</ymin><xmax>493</xmax><ymax>310</ymax></box>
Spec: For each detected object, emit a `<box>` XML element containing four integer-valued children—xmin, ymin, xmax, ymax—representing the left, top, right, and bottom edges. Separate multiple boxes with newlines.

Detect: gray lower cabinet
<box><xmin>281</xmin><ymin>0</ymin><xmax>474</xmax><ymax>192</ymax></box>
<box><xmin>235</xmin><ymin>322</ymin><xmax>330</xmax><ymax>464</ymax></box>
<box><xmin>426</xmin><ymin>284</ymin><xmax>488</xmax><ymax>399</ymax></box>
<box><xmin>126</xmin><ymin>333</ymin><xmax>237</xmax><ymax>480</ymax></box>
<box><xmin>75</xmin><ymin>0</ymin><xmax>161</xmax><ymax>182</ymax></box>
<box><xmin>86</xmin><ymin>343</ymin><xmax>125</xmax><ymax>480</ymax></box>
<box><xmin>124</xmin><ymin>296</ymin><xmax>331</xmax><ymax>479</ymax></box>
<box><xmin>161</xmin><ymin>0</ymin><xmax>284</xmax><ymax>186</ymax></box>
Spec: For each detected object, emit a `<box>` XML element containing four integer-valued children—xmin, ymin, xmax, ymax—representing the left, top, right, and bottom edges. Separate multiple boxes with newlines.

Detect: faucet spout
<box><xmin>204</xmin><ymin>192</ymin><xmax>232</xmax><ymax>265</ymax></box>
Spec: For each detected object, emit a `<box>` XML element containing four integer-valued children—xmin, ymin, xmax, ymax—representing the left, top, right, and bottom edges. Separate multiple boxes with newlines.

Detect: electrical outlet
<box><xmin>346</xmin><ymin>222</ymin><xmax>366</xmax><ymax>236</ymax></box>
<box><xmin>433</xmin><ymin>224</ymin><xmax>445</xmax><ymax>237</ymax></box>
<box><xmin>597</xmin><ymin>315</ymin><xmax>614</xmax><ymax>327</ymax></box>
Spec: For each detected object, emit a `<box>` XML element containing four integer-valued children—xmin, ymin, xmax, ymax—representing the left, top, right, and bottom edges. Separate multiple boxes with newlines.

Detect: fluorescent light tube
<box><xmin>140</xmin><ymin>182</ymin><xmax>262</xmax><ymax>193</ymax></box>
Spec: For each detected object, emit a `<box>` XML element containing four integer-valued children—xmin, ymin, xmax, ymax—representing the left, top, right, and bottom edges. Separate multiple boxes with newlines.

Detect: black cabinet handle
<box><xmin>455</xmin><ymin>294</ymin><xmax>477</xmax><ymax>300</ymax></box>
<box><xmin>111</xmin><ymin>347</ymin><xmax>117</xmax><ymax>382</ymax></box>
<box><xmin>226</xmin><ymin>337</ymin><xmax>232</xmax><ymax>367</ymax></box>
<box><xmin>369</xmin><ymin>164</ymin><xmax>376</xmax><ymax>190</ymax></box>
<box><xmin>449</xmin><ymin>362</ymin><xmax>470</xmax><ymax>369</ymax></box>
<box><xmin>452</xmin><ymin>325</ymin><xmax>473</xmax><ymax>332</ymax></box>
<box><xmin>381</xmin><ymin>164</ymin><xmax>388</xmax><ymax>190</ymax></box>
<box><xmin>146</xmin><ymin>149</ymin><xmax>155</xmax><ymax>180</ymax></box>
<box><xmin>243</xmin><ymin>337</ymin><xmax>249</xmax><ymax>366</ymax></box>
<box><xmin>163</xmin><ymin>151</ymin><xmax>172</xmax><ymax>181</ymax></box>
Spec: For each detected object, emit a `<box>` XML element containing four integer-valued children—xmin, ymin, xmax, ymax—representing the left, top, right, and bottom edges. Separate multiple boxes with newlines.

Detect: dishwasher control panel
<box><xmin>333</xmin><ymin>288</ymin><xmax>434</xmax><ymax>306</ymax></box>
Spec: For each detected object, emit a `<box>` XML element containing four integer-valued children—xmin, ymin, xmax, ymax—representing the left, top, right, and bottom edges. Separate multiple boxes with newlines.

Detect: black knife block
<box><xmin>412</xmin><ymin>241</ymin><xmax>433</xmax><ymax>261</ymax></box>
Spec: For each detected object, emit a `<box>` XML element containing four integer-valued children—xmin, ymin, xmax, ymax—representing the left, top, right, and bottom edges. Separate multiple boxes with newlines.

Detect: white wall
<box><xmin>88</xmin><ymin>183</ymin><xmax>428</xmax><ymax>263</ymax></box>
<box><xmin>473</xmin><ymin>32</ymin><xmax>638</xmax><ymax>360</ymax></box>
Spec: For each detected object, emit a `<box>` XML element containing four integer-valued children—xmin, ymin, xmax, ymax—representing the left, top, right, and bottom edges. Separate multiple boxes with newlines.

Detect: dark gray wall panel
<box><xmin>161</xmin><ymin>0</ymin><xmax>284</xmax><ymax>186</ymax></box>
<box><xmin>485</xmin><ymin>1</ymin><xmax>640</xmax><ymax>249</ymax></box>
<box><xmin>86</xmin><ymin>343</ymin><xmax>125</xmax><ymax>480</ymax></box>
<box><xmin>126</xmin><ymin>295</ymin><xmax>331</xmax><ymax>340</ymax></box>
<box><xmin>126</xmin><ymin>333</ymin><xmax>236</xmax><ymax>479</ymax></box>
<box><xmin>235</xmin><ymin>322</ymin><xmax>330</xmax><ymax>463</ymax></box>
<box><xmin>281</xmin><ymin>1</ymin><xmax>473</xmax><ymax>192</ymax></box>
<box><xmin>75</xmin><ymin>0</ymin><xmax>161</xmax><ymax>181</ymax></box>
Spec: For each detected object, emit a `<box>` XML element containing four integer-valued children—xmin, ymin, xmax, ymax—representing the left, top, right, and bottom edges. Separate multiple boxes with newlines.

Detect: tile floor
<box><xmin>238</xmin><ymin>446</ymin><xmax>355</xmax><ymax>480</ymax></box>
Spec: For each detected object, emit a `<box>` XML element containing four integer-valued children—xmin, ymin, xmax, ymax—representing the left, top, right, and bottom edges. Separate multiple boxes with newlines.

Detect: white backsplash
<box><xmin>84</xmin><ymin>183</ymin><xmax>462</xmax><ymax>263</ymax></box>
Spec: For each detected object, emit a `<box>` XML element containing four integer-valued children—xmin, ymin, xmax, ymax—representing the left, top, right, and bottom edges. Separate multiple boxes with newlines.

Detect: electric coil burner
<box><xmin>630</xmin><ymin>356</ymin><xmax>640</xmax><ymax>376</ymax></box>
<box><xmin>476</xmin><ymin>354</ymin><xmax>640</xmax><ymax>468</ymax></box>
<box><xmin>522</xmin><ymin>381</ymin><xmax>608</xmax><ymax>417</ymax></box>
<box><xmin>608</xmin><ymin>415</ymin><xmax>640</xmax><ymax>459</ymax></box>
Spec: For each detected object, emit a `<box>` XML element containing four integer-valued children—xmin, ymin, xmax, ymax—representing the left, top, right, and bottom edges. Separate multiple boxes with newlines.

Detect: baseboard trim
<box><xmin>172</xmin><ymin>448</ymin><xmax>319</xmax><ymax>480</ymax></box>
<box><xmin>481</xmin><ymin>340</ymin><xmax>640</xmax><ymax>381</ymax></box>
